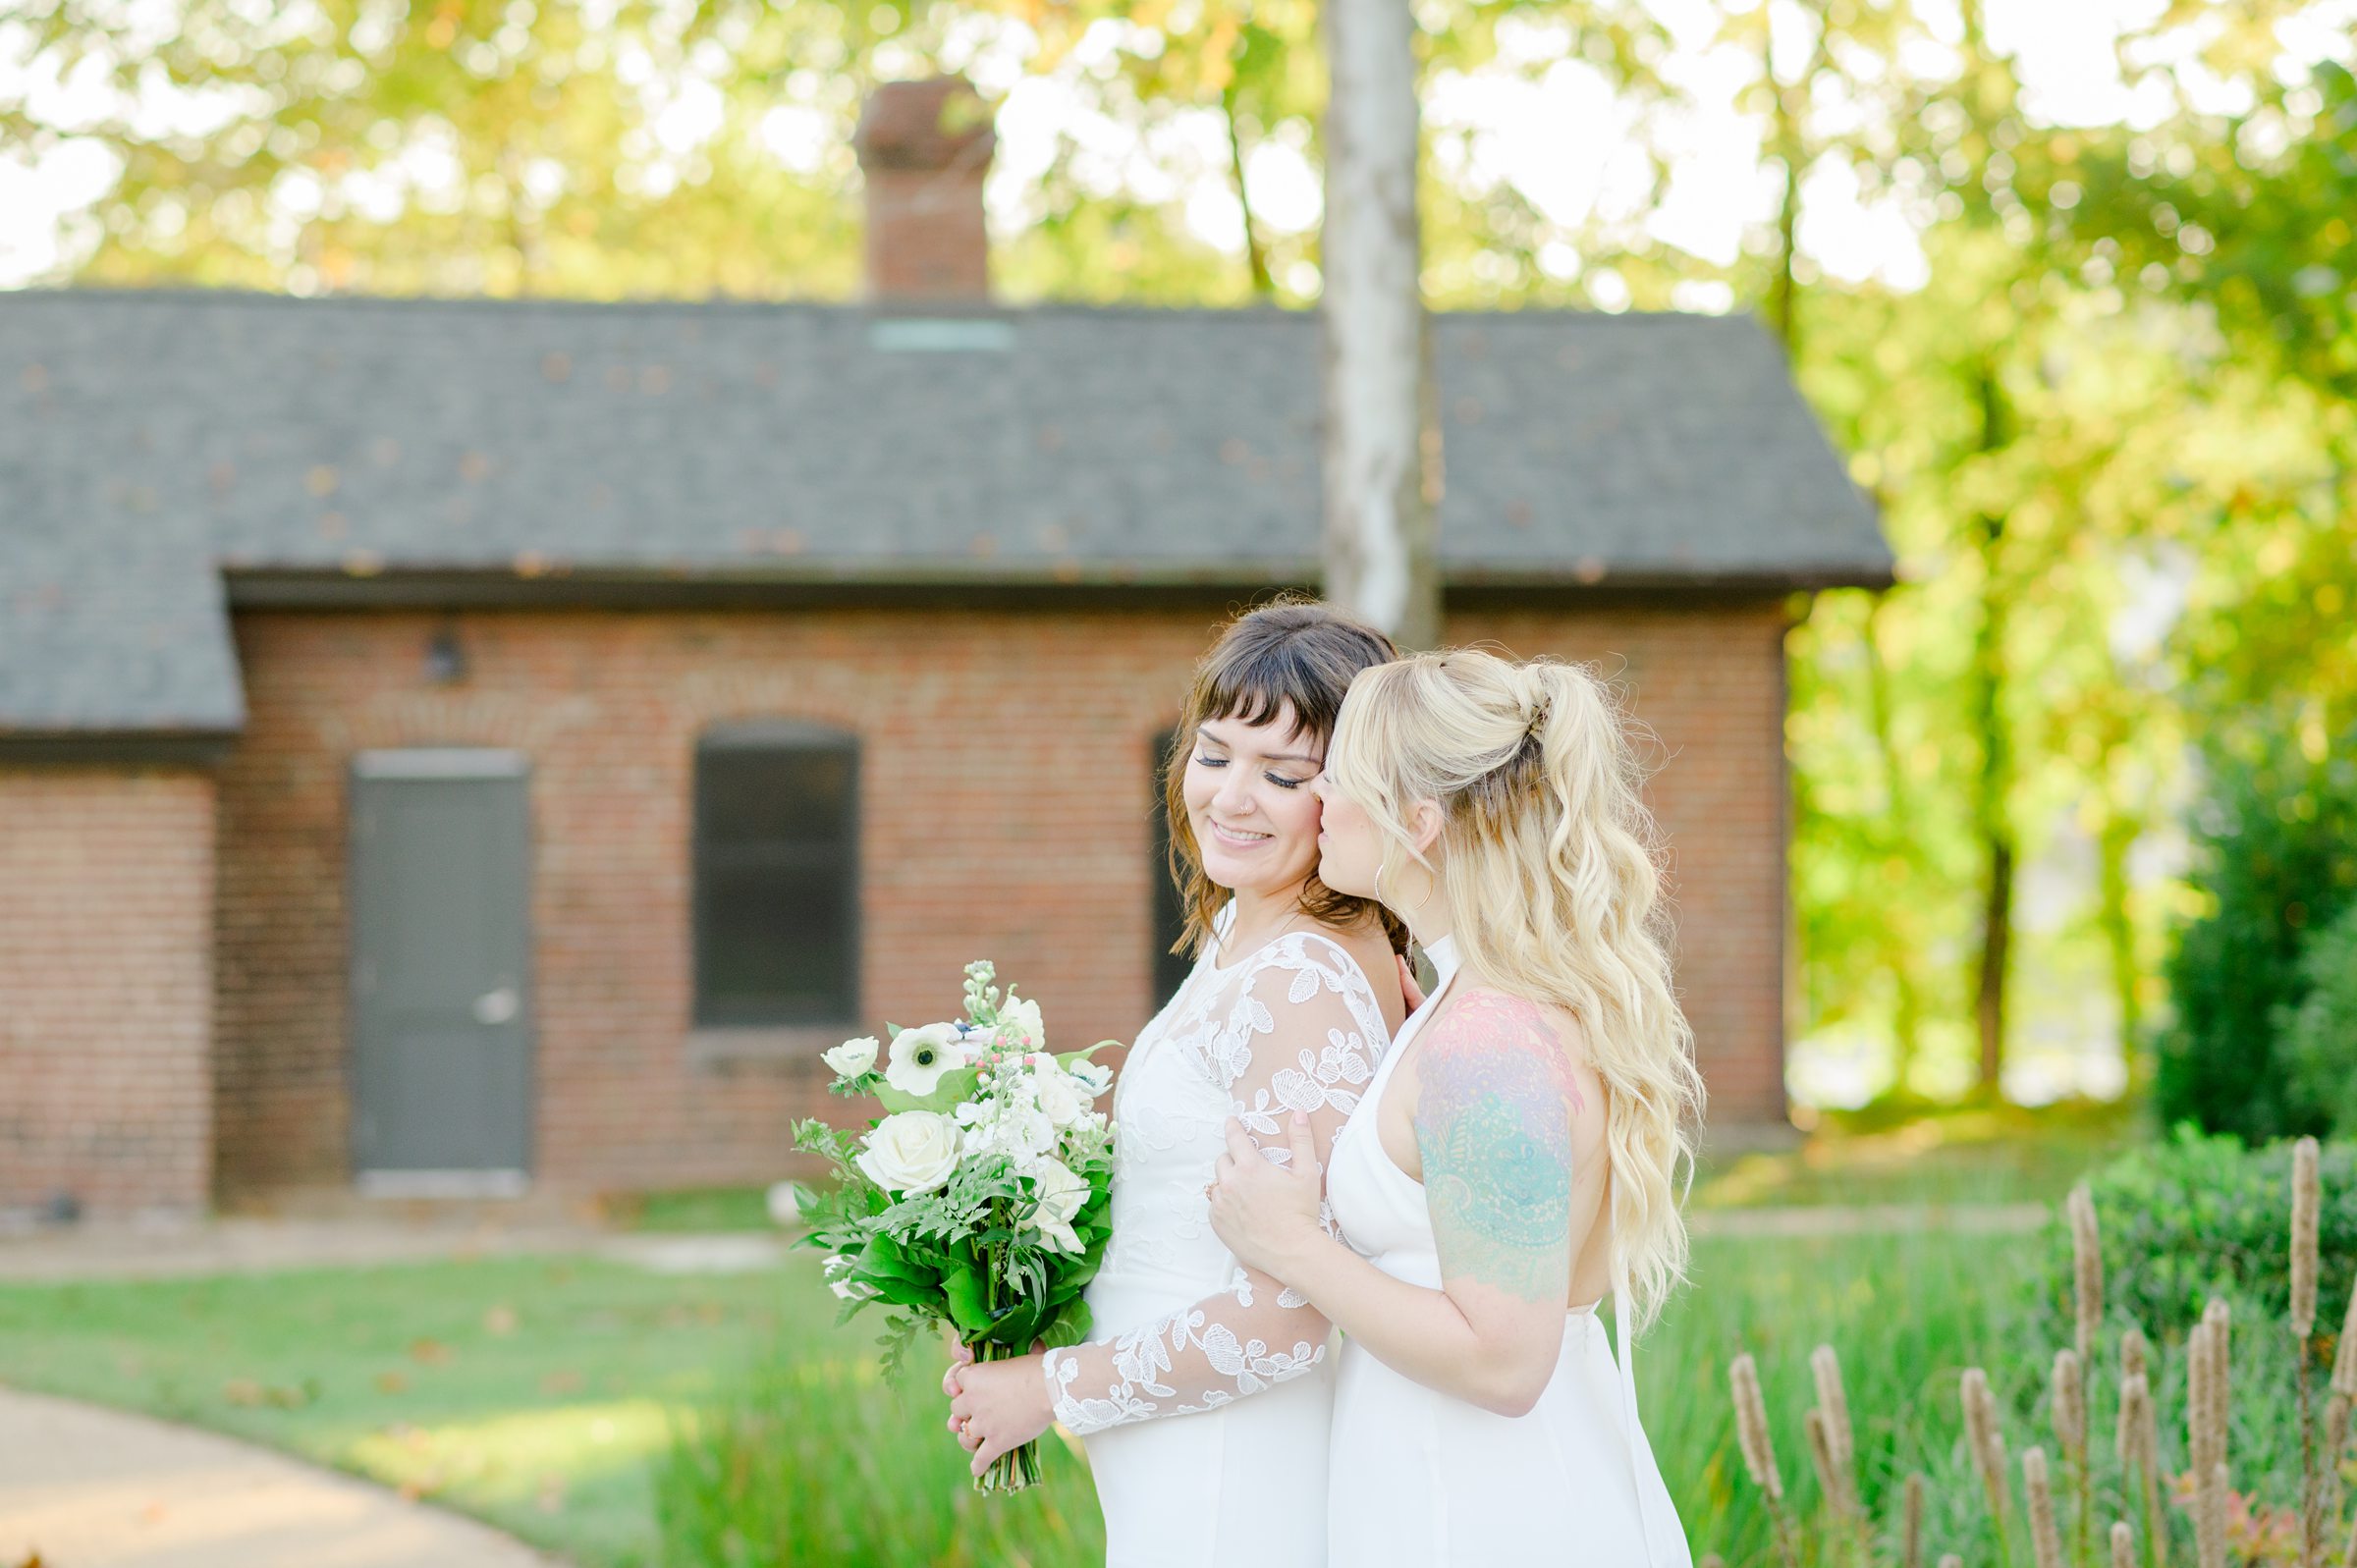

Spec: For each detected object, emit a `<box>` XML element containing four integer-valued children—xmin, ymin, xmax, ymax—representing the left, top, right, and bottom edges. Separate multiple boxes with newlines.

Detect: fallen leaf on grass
<box><xmin>483</xmin><ymin>1304</ymin><xmax>519</xmax><ymax>1335</ymax></box>
<box><xmin>396</xmin><ymin>1470</ymin><xmax>446</xmax><ymax>1503</ymax></box>
<box><xmin>408</xmin><ymin>1338</ymin><xmax>455</xmax><ymax>1367</ymax></box>
<box><xmin>375</xmin><ymin>1371</ymin><xmax>410</xmax><ymax>1394</ymax></box>
<box><xmin>539</xmin><ymin>1369</ymin><xmax>586</xmax><ymax>1396</ymax></box>
<box><xmin>223</xmin><ymin>1379</ymin><xmax>312</xmax><ymax>1409</ymax></box>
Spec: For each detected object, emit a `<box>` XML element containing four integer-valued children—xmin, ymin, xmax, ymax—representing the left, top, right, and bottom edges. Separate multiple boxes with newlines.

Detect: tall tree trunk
<box><xmin>1766</xmin><ymin>0</ymin><xmax>1827</xmax><ymax>357</ymax></box>
<box><xmin>2097</xmin><ymin>753</ymin><xmax>2143</xmax><ymax>1078</ymax></box>
<box><xmin>1222</xmin><ymin>76</ymin><xmax>1274</xmax><ymax>299</ymax></box>
<box><xmin>1320</xmin><ymin>0</ymin><xmax>1440</xmax><ymax>649</ymax></box>
<box><xmin>1971</xmin><ymin>364</ymin><xmax>2013</xmax><ymax>1097</ymax></box>
<box><xmin>1864</xmin><ymin>594</ymin><xmax>1927</xmax><ymax>1091</ymax></box>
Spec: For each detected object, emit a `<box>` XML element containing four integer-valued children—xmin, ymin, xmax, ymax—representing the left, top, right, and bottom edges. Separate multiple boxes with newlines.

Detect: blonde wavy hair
<box><xmin>1323</xmin><ymin>648</ymin><xmax>1706</xmax><ymax>1331</ymax></box>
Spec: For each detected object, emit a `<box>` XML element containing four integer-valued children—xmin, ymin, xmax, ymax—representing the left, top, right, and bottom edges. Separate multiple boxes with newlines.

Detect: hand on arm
<box><xmin>1210</xmin><ymin>989</ymin><xmax>1590</xmax><ymax>1418</ymax></box>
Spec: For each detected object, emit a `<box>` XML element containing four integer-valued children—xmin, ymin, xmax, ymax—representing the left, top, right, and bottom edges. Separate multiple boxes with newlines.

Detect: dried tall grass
<box><xmin>1717</xmin><ymin>1147</ymin><xmax>2357</xmax><ymax>1568</ymax></box>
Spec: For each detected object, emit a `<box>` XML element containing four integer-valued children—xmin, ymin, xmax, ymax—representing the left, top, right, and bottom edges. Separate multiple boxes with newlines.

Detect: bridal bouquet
<box><xmin>791</xmin><ymin>960</ymin><xmax>1116</xmax><ymax>1492</ymax></box>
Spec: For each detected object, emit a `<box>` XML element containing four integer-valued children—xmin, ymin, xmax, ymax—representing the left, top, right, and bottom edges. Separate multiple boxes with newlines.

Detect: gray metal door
<box><xmin>350</xmin><ymin>749</ymin><xmax>534</xmax><ymax>1192</ymax></box>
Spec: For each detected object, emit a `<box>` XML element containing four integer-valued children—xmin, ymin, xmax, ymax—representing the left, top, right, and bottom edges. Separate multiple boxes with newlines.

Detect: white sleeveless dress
<box><xmin>1324</xmin><ymin>937</ymin><xmax>1691</xmax><ymax>1567</ymax></box>
<box><xmin>1042</xmin><ymin>919</ymin><xmax>1392</xmax><ymax>1568</ymax></box>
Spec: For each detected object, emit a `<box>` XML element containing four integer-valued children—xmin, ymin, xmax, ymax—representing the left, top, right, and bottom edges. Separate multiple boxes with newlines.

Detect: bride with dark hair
<box><xmin>943</xmin><ymin>599</ymin><xmax>1410</xmax><ymax>1568</ymax></box>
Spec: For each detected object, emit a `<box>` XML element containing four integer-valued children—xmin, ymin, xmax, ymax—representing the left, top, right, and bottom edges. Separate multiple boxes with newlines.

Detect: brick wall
<box><xmin>212</xmin><ymin>599</ymin><xmax>1788</xmax><ymax>1196</ymax></box>
<box><xmin>0</xmin><ymin>769</ymin><xmax>215</xmax><ymax>1217</ymax></box>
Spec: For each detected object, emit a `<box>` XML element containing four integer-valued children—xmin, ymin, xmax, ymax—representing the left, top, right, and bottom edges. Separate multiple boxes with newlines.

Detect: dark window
<box><xmin>1150</xmin><ymin>728</ymin><xmax>1192</xmax><ymax>1007</ymax></box>
<box><xmin>693</xmin><ymin>724</ymin><xmax>859</xmax><ymax>1027</ymax></box>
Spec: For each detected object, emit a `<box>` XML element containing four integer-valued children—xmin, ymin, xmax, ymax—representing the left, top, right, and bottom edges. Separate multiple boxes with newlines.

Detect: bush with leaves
<box><xmin>2282</xmin><ymin>902</ymin><xmax>2357</xmax><ymax>1140</ymax></box>
<box><xmin>2155</xmin><ymin>727</ymin><xmax>2357</xmax><ymax>1142</ymax></box>
<box><xmin>2043</xmin><ymin>1128</ymin><xmax>2357</xmax><ymax>1341</ymax></box>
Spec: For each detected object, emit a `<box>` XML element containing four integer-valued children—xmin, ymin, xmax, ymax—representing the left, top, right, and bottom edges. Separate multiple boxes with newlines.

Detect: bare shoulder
<box><xmin>1419</xmin><ymin>987</ymin><xmax>1596</xmax><ymax>1124</ymax></box>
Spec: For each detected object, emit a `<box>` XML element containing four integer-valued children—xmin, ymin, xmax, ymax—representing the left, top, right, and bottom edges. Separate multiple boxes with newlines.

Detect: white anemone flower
<box><xmin>884</xmin><ymin>1023</ymin><xmax>971</xmax><ymax>1097</ymax></box>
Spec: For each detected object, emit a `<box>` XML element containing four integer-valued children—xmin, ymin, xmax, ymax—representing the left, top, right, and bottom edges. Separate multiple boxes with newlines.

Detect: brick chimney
<box><xmin>853</xmin><ymin>78</ymin><xmax>995</xmax><ymax>304</ymax></box>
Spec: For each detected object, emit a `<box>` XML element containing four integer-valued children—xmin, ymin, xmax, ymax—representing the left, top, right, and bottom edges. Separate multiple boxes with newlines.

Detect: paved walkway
<box><xmin>0</xmin><ymin>1388</ymin><xmax>566</xmax><ymax>1568</ymax></box>
<box><xmin>1689</xmin><ymin>1200</ymin><xmax>2049</xmax><ymax>1238</ymax></box>
<box><xmin>0</xmin><ymin>1201</ymin><xmax>2049</xmax><ymax>1285</ymax></box>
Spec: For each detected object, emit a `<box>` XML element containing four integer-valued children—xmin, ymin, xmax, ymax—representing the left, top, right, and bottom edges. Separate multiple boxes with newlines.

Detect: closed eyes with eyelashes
<box><xmin>1193</xmin><ymin>752</ymin><xmax>1315</xmax><ymax>790</ymax></box>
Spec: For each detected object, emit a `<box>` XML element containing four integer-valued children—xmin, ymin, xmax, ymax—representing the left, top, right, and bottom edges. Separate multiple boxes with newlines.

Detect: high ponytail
<box><xmin>1324</xmin><ymin>648</ymin><xmax>1706</xmax><ymax>1331</ymax></box>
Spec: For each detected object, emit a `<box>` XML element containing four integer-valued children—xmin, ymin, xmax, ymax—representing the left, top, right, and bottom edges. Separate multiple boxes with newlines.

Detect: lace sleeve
<box><xmin>1041</xmin><ymin>933</ymin><xmax>1389</xmax><ymax>1435</ymax></box>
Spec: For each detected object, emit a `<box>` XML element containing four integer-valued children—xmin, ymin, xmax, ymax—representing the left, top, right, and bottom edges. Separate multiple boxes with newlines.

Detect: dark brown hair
<box><xmin>1164</xmin><ymin>598</ymin><xmax>1410</xmax><ymax>960</ymax></box>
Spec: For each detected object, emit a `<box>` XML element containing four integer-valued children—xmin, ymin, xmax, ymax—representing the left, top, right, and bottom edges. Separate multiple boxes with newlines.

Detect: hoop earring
<box><xmin>1376</xmin><ymin>841</ymin><xmax>1436</xmax><ymax>918</ymax></box>
<box><xmin>1401</xmin><ymin>860</ymin><xmax>1437</xmax><ymax>917</ymax></box>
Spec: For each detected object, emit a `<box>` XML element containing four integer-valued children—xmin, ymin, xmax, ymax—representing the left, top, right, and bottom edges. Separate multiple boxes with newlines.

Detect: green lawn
<box><xmin>656</xmin><ymin>1222</ymin><xmax>2055</xmax><ymax>1567</ymax></box>
<box><xmin>0</xmin><ymin>1225</ymin><xmax>2070</xmax><ymax>1568</ymax></box>
<box><xmin>1694</xmin><ymin>1096</ymin><xmax>2145</xmax><ymax>1211</ymax></box>
<box><xmin>0</xmin><ymin>1255</ymin><xmax>794</xmax><ymax>1568</ymax></box>
<box><xmin>602</xmin><ymin>1184</ymin><xmax>782</xmax><ymax>1234</ymax></box>
<box><xmin>0</xmin><ymin>1107</ymin><xmax>2142</xmax><ymax>1567</ymax></box>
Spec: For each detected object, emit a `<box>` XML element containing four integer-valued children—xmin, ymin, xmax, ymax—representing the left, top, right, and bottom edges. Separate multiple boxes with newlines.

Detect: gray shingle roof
<box><xmin>0</xmin><ymin>288</ymin><xmax>1888</xmax><ymax>736</ymax></box>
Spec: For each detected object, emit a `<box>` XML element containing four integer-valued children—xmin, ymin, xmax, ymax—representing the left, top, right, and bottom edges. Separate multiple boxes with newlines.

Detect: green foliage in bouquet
<box><xmin>2042</xmin><ymin>1126</ymin><xmax>2357</xmax><ymax>1339</ymax></box>
<box><xmin>789</xmin><ymin>1115</ymin><xmax>1113</xmax><ymax>1373</ymax></box>
<box><xmin>787</xmin><ymin>961</ymin><xmax>1119</xmax><ymax>1493</ymax></box>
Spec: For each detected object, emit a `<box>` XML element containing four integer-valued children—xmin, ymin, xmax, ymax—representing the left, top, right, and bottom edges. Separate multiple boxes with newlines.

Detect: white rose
<box><xmin>884</xmin><ymin>1024</ymin><xmax>971</xmax><ymax>1097</ymax></box>
<box><xmin>996</xmin><ymin>996</ymin><xmax>1045</xmax><ymax>1050</ymax></box>
<box><xmin>854</xmin><ymin>1109</ymin><xmax>961</xmax><ymax>1193</ymax></box>
<box><xmin>1033</xmin><ymin>1066</ymin><xmax>1089</xmax><ymax>1128</ymax></box>
<box><xmin>823</xmin><ymin>1036</ymin><xmax>880</xmax><ymax>1079</ymax></box>
<box><xmin>1026</xmin><ymin>1159</ymin><xmax>1091</xmax><ymax>1254</ymax></box>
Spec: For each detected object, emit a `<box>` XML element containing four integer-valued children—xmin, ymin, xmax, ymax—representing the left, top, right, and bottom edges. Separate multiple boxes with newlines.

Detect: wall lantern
<box><xmin>423</xmin><ymin>624</ymin><xmax>468</xmax><ymax>685</ymax></box>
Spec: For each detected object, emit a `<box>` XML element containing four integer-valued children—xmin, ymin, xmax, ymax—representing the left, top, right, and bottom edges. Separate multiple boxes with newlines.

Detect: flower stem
<box><xmin>968</xmin><ymin>1255</ymin><xmax>1042</xmax><ymax>1495</ymax></box>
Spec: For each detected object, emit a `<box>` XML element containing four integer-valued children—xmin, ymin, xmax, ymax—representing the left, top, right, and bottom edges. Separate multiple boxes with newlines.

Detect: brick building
<box><xmin>0</xmin><ymin>81</ymin><xmax>1889</xmax><ymax>1219</ymax></box>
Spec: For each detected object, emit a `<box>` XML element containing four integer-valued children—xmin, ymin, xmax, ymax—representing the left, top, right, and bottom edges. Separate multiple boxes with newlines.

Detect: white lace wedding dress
<box><xmin>1324</xmin><ymin>936</ymin><xmax>1692</xmax><ymax>1567</ymax></box>
<box><xmin>1041</xmin><ymin>918</ymin><xmax>1391</xmax><ymax>1568</ymax></box>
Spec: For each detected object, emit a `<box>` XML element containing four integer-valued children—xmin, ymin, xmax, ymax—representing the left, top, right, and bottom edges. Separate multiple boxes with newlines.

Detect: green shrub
<box><xmin>2155</xmin><ymin>728</ymin><xmax>2357</xmax><ymax>1141</ymax></box>
<box><xmin>2282</xmin><ymin>900</ymin><xmax>2357</xmax><ymax>1137</ymax></box>
<box><xmin>2045</xmin><ymin>1125</ymin><xmax>2357</xmax><ymax>1339</ymax></box>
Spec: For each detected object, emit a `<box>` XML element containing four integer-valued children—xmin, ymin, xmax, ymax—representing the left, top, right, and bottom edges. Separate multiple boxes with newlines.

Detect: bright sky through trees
<box><xmin>10</xmin><ymin>0</ymin><xmax>2344</xmax><ymax>292</ymax></box>
<box><xmin>4</xmin><ymin>0</ymin><xmax>2353</xmax><ymax>1114</ymax></box>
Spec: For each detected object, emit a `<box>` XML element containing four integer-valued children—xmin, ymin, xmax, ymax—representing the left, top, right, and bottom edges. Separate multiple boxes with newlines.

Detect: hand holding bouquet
<box><xmin>792</xmin><ymin>960</ymin><xmax>1116</xmax><ymax>1492</ymax></box>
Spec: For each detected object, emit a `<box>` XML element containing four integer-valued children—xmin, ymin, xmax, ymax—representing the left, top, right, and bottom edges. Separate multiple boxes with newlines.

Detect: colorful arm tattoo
<box><xmin>1412</xmin><ymin>989</ymin><xmax>1585</xmax><ymax>1303</ymax></box>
